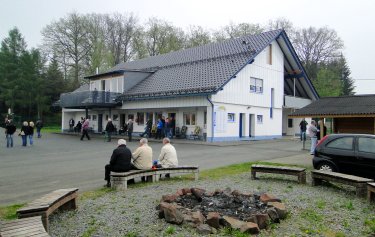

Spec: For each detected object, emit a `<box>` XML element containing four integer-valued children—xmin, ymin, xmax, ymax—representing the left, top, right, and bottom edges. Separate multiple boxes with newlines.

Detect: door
<box><xmin>239</xmin><ymin>113</ymin><xmax>246</xmax><ymax>137</ymax></box>
<box><xmin>356</xmin><ymin>136</ymin><xmax>375</xmax><ymax>178</ymax></box>
<box><xmin>322</xmin><ymin>136</ymin><xmax>356</xmax><ymax>174</ymax></box>
<box><xmin>249</xmin><ymin>114</ymin><xmax>255</xmax><ymax>137</ymax></box>
<box><xmin>98</xmin><ymin>114</ymin><xmax>103</xmax><ymax>133</ymax></box>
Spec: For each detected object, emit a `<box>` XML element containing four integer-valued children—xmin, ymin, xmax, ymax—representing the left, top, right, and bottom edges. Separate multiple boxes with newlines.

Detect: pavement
<box><xmin>0</xmin><ymin>129</ymin><xmax>313</xmax><ymax>206</ymax></box>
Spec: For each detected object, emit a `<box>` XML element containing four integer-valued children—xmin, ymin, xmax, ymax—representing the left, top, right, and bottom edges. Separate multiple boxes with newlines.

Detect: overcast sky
<box><xmin>1</xmin><ymin>0</ymin><xmax>374</xmax><ymax>94</ymax></box>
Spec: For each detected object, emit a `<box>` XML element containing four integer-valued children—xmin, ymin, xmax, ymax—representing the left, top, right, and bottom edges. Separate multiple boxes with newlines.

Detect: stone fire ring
<box><xmin>156</xmin><ymin>188</ymin><xmax>287</xmax><ymax>235</ymax></box>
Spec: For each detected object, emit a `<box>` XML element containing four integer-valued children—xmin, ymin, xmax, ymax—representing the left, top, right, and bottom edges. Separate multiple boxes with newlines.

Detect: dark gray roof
<box><xmin>110</xmin><ymin>30</ymin><xmax>283</xmax><ymax>100</ymax></box>
<box><xmin>290</xmin><ymin>95</ymin><xmax>375</xmax><ymax>117</ymax></box>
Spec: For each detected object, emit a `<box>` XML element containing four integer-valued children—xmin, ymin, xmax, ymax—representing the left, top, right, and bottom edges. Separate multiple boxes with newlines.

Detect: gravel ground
<box><xmin>49</xmin><ymin>173</ymin><xmax>375</xmax><ymax>237</ymax></box>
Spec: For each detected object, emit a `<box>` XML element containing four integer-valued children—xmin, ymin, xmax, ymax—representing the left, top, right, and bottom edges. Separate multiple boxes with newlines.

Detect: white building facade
<box><xmin>59</xmin><ymin>30</ymin><xmax>318</xmax><ymax>142</ymax></box>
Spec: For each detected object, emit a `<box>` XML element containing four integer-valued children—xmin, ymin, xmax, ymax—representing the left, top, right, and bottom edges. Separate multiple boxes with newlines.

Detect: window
<box><xmin>105</xmin><ymin>115</ymin><xmax>109</xmax><ymax>121</ymax></box>
<box><xmin>326</xmin><ymin>137</ymin><xmax>354</xmax><ymax>150</ymax></box>
<box><xmin>250</xmin><ymin>78</ymin><xmax>263</xmax><ymax>93</ymax></box>
<box><xmin>184</xmin><ymin>113</ymin><xmax>196</xmax><ymax>125</ymax></box>
<box><xmin>227</xmin><ymin>113</ymin><xmax>235</xmax><ymax>122</ymax></box>
<box><xmin>288</xmin><ymin>119</ymin><xmax>293</xmax><ymax>128</ymax></box>
<box><xmin>92</xmin><ymin>115</ymin><xmax>97</xmax><ymax>121</ymax></box>
<box><xmin>358</xmin><ymin>137</ymin><xmax>375</xmax><ymax>154</ymax></box>
<box><xmin>204</xmin><ymin>112</ymin><xmax>207</xmax><ymax>128</ymax></box>
<box><xmin>128</xmin><ymin>114</ymin><xmax>134</xmax><ymax>120</ymax></box>
<box><xmin>113</xmin><ymin>114</ymin><xmax>119</xmax><ymax>121</ymax></box>
<box><xmin>257</xmin><ymin>115</ymin><xmax>263</xmax><ymax>124</ymax></box>
<box><xmin>87</xmin><ymin>115</ymin><xmax>92</xmax><ymax>120</ymax></box>
<box><xmin>136</xmin><ymin>112</ymin><xmax>144</xmax><ymax>125</ymax></box>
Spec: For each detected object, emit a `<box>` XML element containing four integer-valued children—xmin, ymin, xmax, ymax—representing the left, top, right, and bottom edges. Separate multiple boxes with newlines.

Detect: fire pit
<box><xmin>157</xmin><ymin>188</ymin><xmax>287</xmax><ymax>235</ymax></box>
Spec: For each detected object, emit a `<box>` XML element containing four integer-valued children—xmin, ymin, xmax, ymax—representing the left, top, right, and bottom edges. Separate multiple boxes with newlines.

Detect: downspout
<box><xmin>206</xmin><ymin>95</ymin><xmax>214</xmax><ymax>142</ymax></box>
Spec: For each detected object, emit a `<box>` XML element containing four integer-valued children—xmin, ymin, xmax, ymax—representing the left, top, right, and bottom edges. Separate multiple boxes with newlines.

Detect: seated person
<box><xmin>118</xmin><ymin>126</ymin><xmax>125</xmax><ymax>135</ymax></box>
<box><xmin>132</xmin><ymin>138</ymin><xmax>153</xmax><ymax>181</ymax></box>
<box><xmin>104</xmin><ymin>139</ymin><xmax>133</xmax><ymax>187</ymax></box>
<box><xmin>157</xmin><ymin>138</ymin><xmax>178</xmax><ymax>178</ymax></box>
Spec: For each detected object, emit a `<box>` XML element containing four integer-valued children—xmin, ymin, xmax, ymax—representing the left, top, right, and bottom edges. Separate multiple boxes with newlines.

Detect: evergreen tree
<box><xmin>337</xmin><ymin>55</ymin><xmax>355</xmax><ymax>95</ymax></box>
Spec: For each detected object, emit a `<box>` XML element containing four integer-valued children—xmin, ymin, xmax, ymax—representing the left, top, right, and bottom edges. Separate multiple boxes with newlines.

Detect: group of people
<box><xmin>155</xmin><ymin>116</ymin><xmax>175</xmax><ymax>139</ymax></box>
<box><xmin>299</xmin><ymin>119</ymin><xmax>327</xmax><ymax>155</ymax></box>
<box><xmin>104</xmin><ymin>137</ymin><xmax>178</xmax><ymax>187</ymax></box>
<box><xmin>4</xmin><ymin>119</ymin><xmax>43</xmax><ymax>147</ymax></box>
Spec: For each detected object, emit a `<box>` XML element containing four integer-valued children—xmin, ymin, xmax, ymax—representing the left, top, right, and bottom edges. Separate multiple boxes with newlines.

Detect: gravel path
<box><xmin>49</xmin><ymin>173</ymin><xmax>375</xmax><ymax>237</ymax></box>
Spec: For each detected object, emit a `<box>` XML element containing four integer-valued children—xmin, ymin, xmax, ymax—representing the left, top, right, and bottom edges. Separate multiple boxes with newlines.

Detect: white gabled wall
<box><xmin>210</xmin><ymin>41</ymin><xmax>284</xmax><ymax>140</ymax></box>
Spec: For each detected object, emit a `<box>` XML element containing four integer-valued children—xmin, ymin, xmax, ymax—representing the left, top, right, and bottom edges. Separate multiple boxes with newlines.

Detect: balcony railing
<box><xmin>60</xmin><ymin>90</ymin><xmax>122</xmax><ymax>108</ymax></box>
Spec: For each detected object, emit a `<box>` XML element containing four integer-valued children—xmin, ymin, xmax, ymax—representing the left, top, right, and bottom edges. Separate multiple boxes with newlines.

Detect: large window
<box><xmin>326</xmin><ymin>137</ymin><xmax>354</xmax><ymax>150</ymax></box>
<box><xmin>358</xmin><ymin>137</ymin><xmax>375</xmax><ymax>154</ymax></box>
<box><xmin>184</xmin><ymin>113</ymin><xmax>196</xmax><ymax>125</ymax></box>
<box><xmin>136</xmin><ymin>112</ymin><xmax>144</xmax><ymax>125</ymax></box>
<box><xmin>288</xmin><ymin>119</ymin><xmax>293</xmax><ymax>128</ymax></box>
<box><xmin>250</xmin><ymin>78</ymin><xmax>263</xmax><ymax>93</ymax></box>
<box><xmin>257</xmin><ymin>115</ymin><xmax>263</xmax><ymax>124</ymax></box>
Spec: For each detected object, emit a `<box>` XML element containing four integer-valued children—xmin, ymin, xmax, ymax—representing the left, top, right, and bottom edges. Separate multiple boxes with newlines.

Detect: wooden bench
<box><xmin>367</xmin><ymin>182</ymin><xmax>375</xmax><ymax>202</ymax></box>
<box><xmin>251</xmin><ymin>164</ymin><xmax>306</xmax><ymax>184</ymax></box>
<box><xmin>110</xmin><ymin>166</ymin><xmax>199</xmax><ymax>190</ymax></box>
<box><xmin>0</xmin><ymin>216</ymin><xmax>50</xmax><ymax>237</ymax></box>
<box><xmin>154</xmin><ymin>166</ymin><xmax>199</xmax><ymax>182</ymax></box>
<box><xmin>311</xmin><ymin>170</ymin><xmax>373</xmax><ymax>197</ymax></box>
<box><xmin>16</xmin><ymin>188</ymin><xmax>78</xmax><ymax>230</ymax></box>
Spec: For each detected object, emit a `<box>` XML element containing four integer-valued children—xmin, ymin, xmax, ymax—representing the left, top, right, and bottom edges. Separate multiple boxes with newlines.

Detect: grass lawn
<box><xmin>42</xmin><ymin>126</ymin><xmax>61</xmax><ymax>133</ymax></box>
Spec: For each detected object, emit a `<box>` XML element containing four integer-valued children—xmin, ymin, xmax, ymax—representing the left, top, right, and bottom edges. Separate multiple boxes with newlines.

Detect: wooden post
<box><xmin>320</xmin><ymin>119</ymin><xmax>324</xmax><ymax>140</ymax></box>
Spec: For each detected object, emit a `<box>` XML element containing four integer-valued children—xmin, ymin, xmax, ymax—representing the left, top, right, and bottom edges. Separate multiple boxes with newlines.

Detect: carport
<box><xmin>289</xmin><ymin>95</ymin><xmax>375</xmax><ymax>139</ymax></box>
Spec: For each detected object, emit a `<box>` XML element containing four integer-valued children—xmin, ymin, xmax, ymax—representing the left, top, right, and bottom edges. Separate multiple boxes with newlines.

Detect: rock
<box><xmin>191</xmin><ymin>211</ymin><xmax>205</xmax><ymax>225</ymax></box>
<box><xmin>221</xmin><ymin>216</ymin><xmax>245</xmax><ymax>229</ymax></box>
<box><xmin>267</xmin><ymin>207</ymin><xmax>280</xmax><ymax>223</ymax></box>
<box><xmin>205</xmin><ymin>191</ymin><xmax>214</xmax><ymax>197</ymax></box>
<box><xmin>176</xmin><ymin>189</ymin><xmax>184</xmax><ymax>196</ymax></box>
<box><xmin>260</xmin><ymin>193</ymin><xmax>281</xmax><ymax>203</ymax></box>
<box><xmin>240</xmin><ymin>222</ymin><xmax>260</xmax><ymax>234</ymax></box>
<box><xmin>255</xmin><ymin>214</ymin><xmax>270</xmax><ymax>229</ymax></box>
<box><xmin>206</xmin><ymin>212</ymin><xmax>221</xmax><ymax>229</ymax></box>
<box><xmin>214</xmin><ymin>189</ymin><xmax>223</xmax><ymax>195</ymax></box>
<box><xmin>243</xmin><ymin>215</ymin><xmax>257</xmax><ymax>223</ymax></box>
<box><xmin>182</xmin><ymin>188</ymin><xmax>191</xmax><ymax>195</ymax></box>
<box><xmin>196</xmin><ymin>224</ymin><xmax>213</xmax><ymax>235</ymax></box>
<box><xmin>191</xmin><ymin>188</ymin><xmax>205</xmax><ymax>201</ymax></box>
<box><xmin>161</xmin><ymin>194</ymin><xmax>179</xmax><ymax>203</ymax></box>
<box><xmin>163</xmin><ymin>204</ymin><xmax>184</xmax><ymax>224</ymax></box>
<box><xmin>231</xmin><ymin>190</ymin><xmax>242</xmax><ymax>196</ymax></box>
<box><xmin>268</xmin><ymin>202</ymin><xmax>287</xmax><ymax>219</ymax></box>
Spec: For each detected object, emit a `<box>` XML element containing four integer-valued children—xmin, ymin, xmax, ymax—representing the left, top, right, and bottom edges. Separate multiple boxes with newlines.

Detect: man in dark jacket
<box><xmin>127</xmin><ymin>119</ymin><xmax>134</xmax><ymax>142</ymax></box>
<box><xmin>5</xmin><ymin>119</ymin><xmax>16</xmax><ymax>148</ymax></box>
<box><xmin>105</xmin><ymin>118</ymin><xmax>115</xmax><ymax>142</ymax></box>
<box><xmin>104</xmin><ymin>139</ymin><xmax>133</xmax><ymax>187</ymax></box>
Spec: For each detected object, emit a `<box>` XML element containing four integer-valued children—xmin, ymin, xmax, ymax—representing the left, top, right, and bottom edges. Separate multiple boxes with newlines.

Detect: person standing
<box><xmin>28</xmin><ymin>121</ymin><xmax>35</xmax><ymax>145</ymax></box>
<box><xmin>155</xmin><ymin>119</ymin><xmax>163</xmax><ymax>139</ymax></box>
<box><xmin>161</xmin><ymin>116</ymin><xmax>166</xmax><ymax>138</ymax></box>
<box><xmin>69</xmin><ymin>118</ymin><xmax>75</xmax><ymax>132</ymax></box>
<box><xmin>299</xmin><ymin>119</ymin><xmax>308</xmax><ymax>142</ymax></box>
<box><xmin>127</xmin><ymin>119</ymin><xmax>134</xmax><ymax>142</ymax></box>
<box><xmin>308</xmin><ymin>120</ymin><xmax>318</xmax><ymax>155</ymax></box>
<box><xmin>20</xmin><ymin>121</ymin><xmax>29</xmax><ymax>146</ymax></box>
<box><xmin>165</xmin><ymin>118</ymin><xmax>171</xmax><ymax>138</ymax></box>
<box><xmin>104</xmin><ymin>139</ymin><xmax>133</xmax><ymax>187</ymax></box>
<box><xmin>5</xmin><ymin>119</ymin><xmax>16</xmax><ymax>148</ymax></box>
<box><xmin>105</xmin><ymin>118</ymin><xmax>115</xmax><ymax>142</ymax></box>
<box><xmin>36</xmin><ymin>119</ymin><xmax>43</xmax><ymax>138</ymax></box>
<box><xmin>80</xmin><ymin>118</ymin><xmax>91</xmax><ymax>141</ymax></box>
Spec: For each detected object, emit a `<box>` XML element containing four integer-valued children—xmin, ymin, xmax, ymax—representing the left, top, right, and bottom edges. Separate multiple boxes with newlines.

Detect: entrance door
<box><xmin>98</xmin><ymin>114</ymin><xmax>103</xmax><ymax>133</ymax></box>
<box><xmin>120</xmin><ymin>114</ymin><xmax>125</xmax><ymax>127</ymax></box>
<box><xmin>249</xmin><ymin>114</ymin><xmax>255</xmax><ymax>137</ymax></box>
<box><xmin>239</xmin><ymin>113</ymin><xmax>246</xmax><ymax>137</ymax></box>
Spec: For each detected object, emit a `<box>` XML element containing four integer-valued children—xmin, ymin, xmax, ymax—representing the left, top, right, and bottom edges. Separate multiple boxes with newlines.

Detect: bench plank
<box><xmin>251</xmin><ymin>165</ymin><xmax>306</xmax><ymax>184</ymax></box>
<box><xmin>0</xmin><ymin>216</ymin><xmax>50</xmax><ymax>237</ymax></box>
<box><xmin>311</xmin><ymin>170</ymin><xmax>373</xmax><ymax>197</ymax></box>
<box><xmin>16</xmin><ymin>188</ymin><xmax>78</xmax><ymax>231</ymax></box>
<box><xmin>110</xmin><ymin>167</ymin><xmax>199</xmax><ymax>190</ymax></box>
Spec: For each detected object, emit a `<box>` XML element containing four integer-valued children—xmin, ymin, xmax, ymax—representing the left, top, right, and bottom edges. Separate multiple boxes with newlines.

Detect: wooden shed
<box><xmin>289</xmin><ymin>95</ymin><xmax>375</xmax><ymax>135</ymax></box>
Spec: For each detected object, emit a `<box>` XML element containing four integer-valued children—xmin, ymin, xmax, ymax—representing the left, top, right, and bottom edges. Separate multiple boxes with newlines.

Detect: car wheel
<box><xmin>317</xmin><ymin>162</ymin><xmax>335</xmax><ymax>172</ymax></box>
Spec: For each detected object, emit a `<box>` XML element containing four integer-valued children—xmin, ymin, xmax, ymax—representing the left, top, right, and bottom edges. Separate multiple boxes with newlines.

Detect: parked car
<box><xmin>312</xmin><ymin>134</ymin><xmax>375</xmax><ymax>179</ymax></box>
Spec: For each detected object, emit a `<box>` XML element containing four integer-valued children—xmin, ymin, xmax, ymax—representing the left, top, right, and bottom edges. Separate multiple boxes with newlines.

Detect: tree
<box><xmin>0</xmin><ymin>28</ymin><xmax>27</xmax><ymax>113</ymax></box>
<box><xmin>143</xmin><ymin>17</ymin><xmax>185</xmax><ymax>56</ymax></box>
<box><xmin>337</xmin><ymin>55</ymin><xmax>355</xmax><ymax>95</ymax></box>
<box><xmin>185</xmin><ymin>25</ymin><xmax>212</xmax><ymax>48</ymax></box>
<box><xmin>267</xmin><ymin>17</ymin><xmax>295</xmax><ymax>36</ymax></box>
<box><xmin>42</xmin><ymin>12</ymin><xmax>91</xmax><ymax>87</ymax></box>
<box><xmin>213</xmin><ymin>22</ymin><xmax>264</xmax><ymax>41</ymax></box>
<box><xmin>292</xmin><ymin>27</ymin><xmax>344</xmax><ymax>80</ymax></box>
<box><xmin>313</xmin><ymin>65</ymin><xmax>342</xmax><ymax>97</ymax></box>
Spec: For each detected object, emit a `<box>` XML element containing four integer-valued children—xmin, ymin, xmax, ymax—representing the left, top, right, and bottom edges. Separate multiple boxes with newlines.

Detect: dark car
<box><xmin>313</xmin><ymin>134</ymin><xmax>375</xmax><ymax>179</ymax></box>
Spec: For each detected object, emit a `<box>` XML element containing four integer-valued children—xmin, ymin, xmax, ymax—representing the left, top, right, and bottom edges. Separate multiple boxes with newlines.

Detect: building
<box><xmin>290</xmin><ymin>95</ymin><xmax>375</xmax><ymax>135</ymax></box>
<box><xmin>59</xmin><ymin>29</ymin><xmax>319</xmax><ymax>142</ymax></box>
